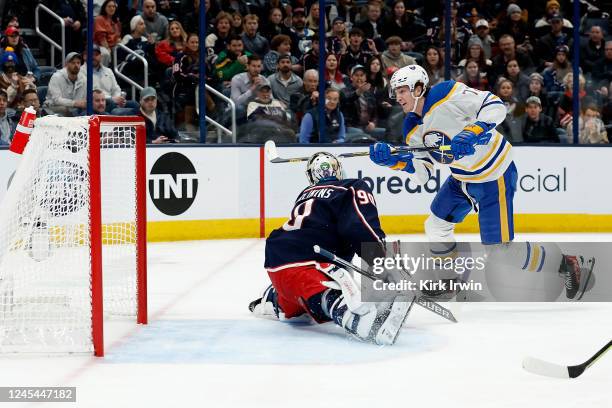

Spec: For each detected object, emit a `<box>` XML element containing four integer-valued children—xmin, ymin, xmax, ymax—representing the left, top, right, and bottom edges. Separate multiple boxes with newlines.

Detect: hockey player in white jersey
<box><xmin>369</xmin><ymin>65</ymin><xmax>594</xmax><ymax>300</ymax></box>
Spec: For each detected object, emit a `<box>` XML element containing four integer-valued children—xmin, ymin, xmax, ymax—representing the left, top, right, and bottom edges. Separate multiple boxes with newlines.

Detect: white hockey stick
<box><xmin>523</xmin><ymin>340</ymin><xmax>611</xmax><ymax>378</ymax></box>
<box><xmin>264</xmin><ymin>140</ymin><xmax>449</xmax><ymax>163</ymax></box>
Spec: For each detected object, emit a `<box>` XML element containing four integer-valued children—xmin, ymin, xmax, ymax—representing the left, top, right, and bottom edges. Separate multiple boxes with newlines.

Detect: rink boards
<box><xmin>0</xmin><ymin>145</ymin><xmax>611</xmax><ymax>241</ymax></box>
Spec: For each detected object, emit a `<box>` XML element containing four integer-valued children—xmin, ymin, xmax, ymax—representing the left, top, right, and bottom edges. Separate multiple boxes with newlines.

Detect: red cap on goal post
<box><xmin>9</xmin><ymin>106</ymin><xmax>37</xmax><ymax>155</ymax></box>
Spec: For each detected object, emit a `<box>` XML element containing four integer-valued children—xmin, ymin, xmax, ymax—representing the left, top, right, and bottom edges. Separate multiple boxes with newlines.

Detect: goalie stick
<box><xmin>264</xmin><ymin>140</ymin><xmax>450</xmax><ymax>163</ymax></box>
<box><xmin>523</xmin><ymin>340</ymin><xmax>612</xmax><ymax>379</ymax></box>
<box><xmin>313</xmin><ymin>245</ymin><xmax>457</xmax><ymax>323</ymax></box>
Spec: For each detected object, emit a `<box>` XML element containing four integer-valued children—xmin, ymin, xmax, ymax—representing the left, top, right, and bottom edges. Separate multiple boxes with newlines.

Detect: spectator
<box><xmin>380</xmin><ymin>0</ymin><xmax>426</xmax><ymax>51</ymax></box>
<box><xmin>0</xmin><ymin>48</ymin><xmax>34</xmax><ymax>109</ymax></box>
<box><xmin>422</xmin><ymin>46</ymin><xmax>444</xmax><ymax>87</ymax></box>
<box><xmin>580</xmin><ymin>26</ymin><xmax>605</xmax><ymax>77</ymax></box>
<box><xmin>91</xmin><ymin>88</ymin><xmax>109</xmax><ymax>114</ymax></box>
<box><xmin>43</xmin><ymin>52</ymin><xmax>86</xmax><ymax>116</ymax></box>
<box><xmin>558</xmin><ymin>72</ymin><xmax>600</xmax><ymax>124</ymax></box>
<box><xmin>496</xmin><ymin>3</ymin><xmax>529</xmax><ymax>45</ymax></box>
<box><xmin>21</xmin><ymin>88</ymin><xmax>48</xmax><ymax>117</ymax></box>
<box><xmin>0</xmin><ymin>90</ymin><xmax>17</xmax><ymax>145</ymax></box>
<box><xmin>324</xmin><ymin>53</ymin><xmax>348</xmax><ymax>90</ymax></box>
<box><xmin>119</xmin><ymin>15</ymin><xmax>157</xmax><ymax>84</ymax></box>
<box><xmin>356</xmin><ymin>2</ymin><xmax>384</xmax><ymax>51</ymax></box>
<box><xmin>80</xmin><ymin>45</ymin><xmax>137</xmax><ymax>114</ymax></box>
<box><xmin>339</xmin><ymin>28</ymin><xmax>376</xmax><ymax>76</ymax></box>
<box><xmin>470</xmin><ymin>19</ymin><xmax>494</xmax><ymax>59</ymax></box>
<box><xmin>592</xmin><ymin>41</ymin><xmax>612</xmax><ymax>90</ymax></box>
<box><xmin>141</xmin><ymin>0</ymin><xmax>169</xmax><ymax>43</ymax></box>
<box><xmin>205</xmin><ymin>11</ymin><xmax>233</xmax><ymax>59</ymax></box>
<box><xmin>496</xmin><ymin>78</ymin><xmax>524</xmax><ymax>143</ymax></box>
<box><xmin>542</xmin><ymin>45</ymin><xmax>572</xmax><ymax>99</ymax></box>
<box><xmin>230</xmin><ymin>54</ymin><xmax>267</xmax><ymax>119</ymax></box>
<box><xmin>0</xmin><ymin>26</ymin><xmax>40</xmax><ymax>80</ymax></box>
<box><xmin>565</xmin><ymin>104</ymin><xmax>609</xmax><ymax>144</ymax></box>
<box><xmin>267</xmin><ymin>54</ymin><xmax>303</xmax><ymax>108</ymax></box>
<box><xmin>299</xmin><ymin>88</ymin><xmax>345</xmax><ymax>143</ymax></box>
<box><xmin>289</xmin><ymin>68</ymin><xmax>319</xmax><ymax>122</ymax></box>
<box><xmin>172</xmin><ymin>33</ymin><xmax>200</xmax><ymax>130</ymax></box>
<box><xmin>521</xmin><ymin>96</ymin><xmax>559</xmax><ymax>143</ymax></box>
<box><xmin>263</xmin><ymin>34</ymin><xmax>299</xmax><ymax>75</ymax></box>
<box><xmin>155</xmin><ymin>20</ymin><xmax>187</xmax><ymax>70</ymax></box>
<box><xmin>214</xmin><ymin>35</ymin><xmax>251</xmax><ymax>89</ymax></box>
<box><xmin>534</xmin><ymin>0</ymin><xmax>573</xmax><ymax>37</ymax></box>
<box><xmin>331</xmin><ymin>0</ymin><xmax>361</xmax><ymax>30</ymax></box>
<box><xmin>527</xmin><ymin>73</ymin><xmax>553</xmax><ymax>119</ymax></box>
<box><xmin>290</xmin><ymin>8</ymin><xmax>315</xmax><ymax>58</ymax></box>
<box><xmin>137</xmin><ymin>86</ymin><xmax>177</xmax><ymax>143</ymax></box>
<box><xmin>306</xmin><ymin>3</ymin><xmax>327</xmax><ymax>33</ymax></box>
<box><xmin>366</xmin><ymin>55</ymin><xmax>388</xmax><ymax>94</ymax></box>
<box><xmin>260</xmin><ymin>7</ymin><xmax>292</xmax><ymax>43</ymax></box>
<box><xmin>456</xmin><ymin>59</ymin><xmax>488</xmax><ymax>91</ymax></box>
<box><xmin>505</xmin><ymin>59</ymin><xmax>530</xmax><ymax>102</ymax></box>
<box><xmin>534</xmin><ymin>13</ymin><xmax>572</xmax><ymax>68</ymax></box>
<box><xmin>456</xmin><ymin>36</ymin><xmax>491</xmax><ymax>78</ymax></box>
<box><xmin>94</xmin><ymin>0</ymin><xmax>122</xmax><ymax>66</ymax></box>
<box><xmin>245</xmin><ymin>81</ymin><xmax>295</xmax><ymax>139</ymax></box>
<box><xmin>301</xmin><ymin>35</ymin><xmax>320</xmax><ymax>72</ymax></box>
<box><xmin>341</xmin><ymin>64</ymin><xmax>386</xmax><ymax>140</ymax></box>
<box><xmin>490</xmin><ymin>34</ymin><xmax>535</xmax><ymax>84</ymax></box>
<box><xmin>326</xmin><ymin>17</ymin><xmax>348</xmax><ymax>55</ymax></box>
<box><xmin>241</xmin><ymin>14</ymin><xmax>269</xmax><ymax>57</ymax></box>
<box><xmin>48</xmin><ymin>0</ymin><xmax>86</xmax><ymax>54</ymax></box>
<box><xmin>231</xmin><ymin>11</ymin><xmax>244</xmax><ymax>35</ymax></box>
<box><xmin>219</xmin><ymin>0</ymin><xmax>250</xmax><ymax>16</ymax></box>
<box><xmin>184</xmin><ymin>0</ymin><xmax>213</xmax><ymax>35</ymax></box>
<box><xmin>381</xmin><ymin>36</ymin><xmax>416</xmax><ymax>71</ymax></box>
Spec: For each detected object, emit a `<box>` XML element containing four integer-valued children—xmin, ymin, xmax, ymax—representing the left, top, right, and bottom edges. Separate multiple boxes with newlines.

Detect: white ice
<box><xmin>1</xmin><ymin>233</ymin><xmax>611</xmax><ymax>408</ymax></box>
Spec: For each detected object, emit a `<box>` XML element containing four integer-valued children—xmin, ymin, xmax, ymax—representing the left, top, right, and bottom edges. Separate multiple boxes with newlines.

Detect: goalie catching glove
<box><xmin>369</xmin><ymin>142</ymin><xmax>415</xmax><ymax>173</ymax></box>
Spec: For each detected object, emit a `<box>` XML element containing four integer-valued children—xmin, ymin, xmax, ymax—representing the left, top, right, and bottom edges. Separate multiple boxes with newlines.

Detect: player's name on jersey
<box><xmin>372</xmin><ymin>279</ymin><xmax>483</xmax><ymax>293</ymax></box>
<box><xmin>296</xmin><ymin>187</ymin><xmax>335</xmax><ymax>202</ymax></box>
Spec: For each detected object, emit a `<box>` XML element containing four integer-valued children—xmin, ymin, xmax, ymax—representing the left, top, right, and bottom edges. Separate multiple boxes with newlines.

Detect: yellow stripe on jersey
<box><xmin>425</xmin><ymin>82</ymin><xmax>461</xmax><ymax>117</ymax></box>
<box><xmin>405</xmin><ymin>125</ymin><xmax>419</xmax><ymax>144</ymax></box>
<box><xmin>528</xmin><ymin>244</ymin><xmax>541</xmax><ymax>272</ymax></box>
<box><xmin>451</xmin><ymin>143</ymin><xmax>511</xmax><ymax>182</ymax></box>
<box><xmin>497</xmin><ymin>177</ymin><xmax>510</xmax><ymax>243</ymax></box>
<box><xmin>450</xmin><ymin>132</ymin><xmax>503</xmax><ymax>172</ymax></box>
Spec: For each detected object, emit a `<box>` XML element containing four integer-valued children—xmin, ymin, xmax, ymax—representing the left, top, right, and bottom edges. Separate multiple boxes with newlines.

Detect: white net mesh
<box><xmin>0</xmin><ymin>116</ymin><xmax>141</xmax><ymax>353</ymax></box>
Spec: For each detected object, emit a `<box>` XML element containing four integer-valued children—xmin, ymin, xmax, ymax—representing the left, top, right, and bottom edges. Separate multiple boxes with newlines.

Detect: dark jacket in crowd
<box><xmin>138</xmin><ymin>109</ymin><xmax>178</xmax><ymax>143</ymax></box>
<box><xmin>522</xmin><ymin>113</ymin><xmax>559</xmax><ymax>143</ymax></box>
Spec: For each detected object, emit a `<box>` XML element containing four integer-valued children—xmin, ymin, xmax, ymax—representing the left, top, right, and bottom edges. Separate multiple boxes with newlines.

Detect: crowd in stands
<box><xmin>0</xmin><ymin>0</ymin><xmax>610</xmax><ymax>144</ymax></box>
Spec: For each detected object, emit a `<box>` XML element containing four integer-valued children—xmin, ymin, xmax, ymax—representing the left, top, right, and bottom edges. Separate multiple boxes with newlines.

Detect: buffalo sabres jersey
<box><xmin>399</xmin><ymin>80</ymin><xmax>512</xmax><ymax>184</ymax></box>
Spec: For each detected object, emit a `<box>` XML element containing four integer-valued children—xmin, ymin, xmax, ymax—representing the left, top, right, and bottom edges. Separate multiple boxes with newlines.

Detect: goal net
<box><xmin>0</xmin><ymin>116</ymin><xmax>147</xmax><ymax>356</ymax></box>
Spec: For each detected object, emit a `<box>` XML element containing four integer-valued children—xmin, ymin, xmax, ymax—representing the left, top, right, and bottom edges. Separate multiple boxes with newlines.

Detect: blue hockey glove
<box><xmin>369</xmin><ymin>143</ymin><xmax>414</xmax><ymax>173</ymax></box>
<box><xmin>451</xmin><ymin>121</ymin><xmax>494</xmax><ymax>157</ymax></box>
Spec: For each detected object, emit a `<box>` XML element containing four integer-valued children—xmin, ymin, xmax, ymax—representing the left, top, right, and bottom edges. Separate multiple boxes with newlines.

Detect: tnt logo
<box><xmin>149</xmin><ymin>152</ymin><xmax>198</xmax><ymax>216</ymax></box>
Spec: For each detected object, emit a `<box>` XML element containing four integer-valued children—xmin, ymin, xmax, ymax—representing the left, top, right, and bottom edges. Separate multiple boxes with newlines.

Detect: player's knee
<box><xmin>424</xmin><ymin>214</ymin><xmax>455</xmax><ymax>242</ymax></box>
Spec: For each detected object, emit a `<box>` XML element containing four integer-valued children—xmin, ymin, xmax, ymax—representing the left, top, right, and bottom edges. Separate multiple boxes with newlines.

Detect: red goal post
<box><xmin>0</xmin><ymin>115</ymin><xmax>147</xmax><ymax>357</ymax></box>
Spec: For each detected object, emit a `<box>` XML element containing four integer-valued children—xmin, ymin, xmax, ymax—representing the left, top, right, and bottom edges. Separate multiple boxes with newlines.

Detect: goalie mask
<box><xmin>306</xmin><ymin>152</ymin><xmax>343</xmax><ymax>186</ymax></box>
<box><xmin>389</xmin><ymin>64</ymin><xmax>429</xmax><ymax>99</ymax></box>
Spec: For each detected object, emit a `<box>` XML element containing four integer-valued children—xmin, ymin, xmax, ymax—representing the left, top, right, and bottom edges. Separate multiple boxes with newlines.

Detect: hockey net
<box><xmin>0</xmin><ymin>116</ymin><xmax>147</xmax><ymax>356</ymax></box>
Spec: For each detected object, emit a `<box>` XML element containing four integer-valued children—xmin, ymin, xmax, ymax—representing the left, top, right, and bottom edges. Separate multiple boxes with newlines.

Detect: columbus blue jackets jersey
<box><xmin>265</xmin><ymin>178</ymin><xmax>385</xmax><ymax>270</ymax></box>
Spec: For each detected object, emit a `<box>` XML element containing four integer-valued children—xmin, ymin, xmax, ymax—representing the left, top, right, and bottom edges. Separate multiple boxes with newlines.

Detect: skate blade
<box><xmin>577</xmin><ymin>257</ymin><xmax>596</xmax><ymax>301</ymax></box>
<box><xmin>375</xmin><ymin>296</ymin><xmax>414</xmax><ymax>346</ymax></box>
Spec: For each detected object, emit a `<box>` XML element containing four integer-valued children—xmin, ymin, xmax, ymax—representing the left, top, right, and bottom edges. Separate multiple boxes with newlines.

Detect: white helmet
<box><xmin>306</xmin><ymin>152</ymin><xmax>343</xmax><ymax>186</ymax></box>
<box><xmin>389</xmin><ymin>64</ymin><xmax>429</xmax><ymax>99</ymax></box>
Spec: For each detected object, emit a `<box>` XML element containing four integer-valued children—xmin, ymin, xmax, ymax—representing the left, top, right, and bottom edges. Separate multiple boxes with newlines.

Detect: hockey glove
<box><xmin>369</xmin><ymin>142</ymin><xmax>415</xmax><ymax>173</ymax></box>
<box><xmin>451</xmin><ymin>121</ymin><xmax>494</xmax><ymax>157</ymax></box>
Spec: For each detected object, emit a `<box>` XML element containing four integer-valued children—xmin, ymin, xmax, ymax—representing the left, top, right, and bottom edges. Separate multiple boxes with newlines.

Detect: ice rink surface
<box><xmin>1</xmin><ymin>233</ymin><xmax>611</xmax><ymax>408</ymax></box>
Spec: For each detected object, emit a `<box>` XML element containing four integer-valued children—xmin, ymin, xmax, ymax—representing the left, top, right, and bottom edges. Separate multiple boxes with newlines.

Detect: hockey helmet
<box><xmin>306</xmin><ymin>152</ymin><xmax>343</xmax><ymax>186</ymax></box>
<box><xmin>389</xmin><ymin>64</ymin><xmax>429</xmax><ymax>99</ymax></box>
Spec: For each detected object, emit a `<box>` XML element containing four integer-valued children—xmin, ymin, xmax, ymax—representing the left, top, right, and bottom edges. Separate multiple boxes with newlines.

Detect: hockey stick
<box><xmin>523</xmin><ymin>340</ymin><xmax>612</xmax><ymax>378</ymax></box>
<box><xmin>313</xmin><ymin>245</ymin><xmax>457</xmax><ymax>323</ymax></box>
<box><xmin>264</xmin><ymin>140</ymin><xmax>449</xmax><ymax>163</ymax></box>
